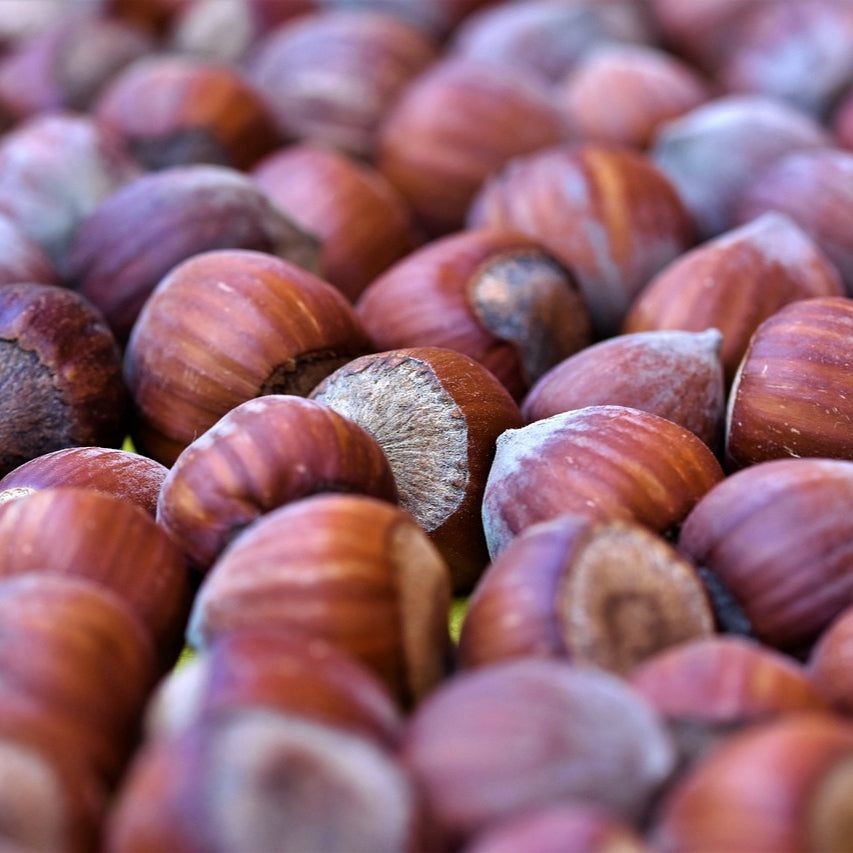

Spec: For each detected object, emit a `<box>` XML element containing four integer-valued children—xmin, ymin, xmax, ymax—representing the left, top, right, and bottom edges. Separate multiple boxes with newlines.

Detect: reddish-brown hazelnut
<box><xmin>309</xmin><ymin>346</ymin><xmax>524</xmax><ymax>592</ymax></box>
<box><xmin>93</xmin><ymin>53</ymin><xmax>281</xmax><ymax>171</ymax></box>
<box><xmin>0</xmin><ymin>486</ymin><xmax>192</xmax><ymax>671</ymax></box>
<box><xmin>717</xmin><ymin>0</ymin><xmax>853</xmax><ymax>121</ymax></box>
<box><xmin>554</xmin><ymin>44</ymin><xmax>711</xmax><ymax>150</ymax></box>
<box><xmin>449</xmin><ymin>0</ymin><xmax>656</xmax><ymax>85</ymax></box>
<box><xmin>147</xmin><ymin>625</ymin><xmax>403</xmax><ymax>749</ymax></box>
<box><xmin>251</xmin><ymin>143</ymin><xmax>422</xmax><ymax>302</ymax></box>
<box><xmin>0</xmin><ymin>212</ymin><xmax>59</xmax><ymax>287</ymax></box>
<box><xmin>105</xmin><ymin>709</ymin><xmax>423</xmax><ymax>853</ymax></box>
<box><xmin>157</xmin><ymin>394</ymin><xmax>398</xmax><ymax>574</ymax></box>
<box><xmin>631</xmin><ymin>635</ymin><xmax>830</xmax><ymax>769</ymax></box>
<box><xmin>482</xmin><ymin>404</ymin><xmax>724</xmax><ymax>559</ymax></box>
<box><xmin>0</xmin><ymin>446</ymin><xmax>167</xmax><ymax>517</ymax></box>
<box><xmin>355</xmin><ymin>228</ymin><xmax>592</xmax><ymax>402</ymax></box>
<box><xmin>0</xmin><ymin>283</ymin><xmax>128</xmax><ymax>478</ymax></box>
<box><xmin>623</xmin><ymin>212</ymin><xmax>845</xmax><ymax>385</ymax></box>
<box><xmin>679</xmin><ymin>457</ymin><xmax>853</xmax><ymax>653</ymax></box>
<box><xmin>458</xmin><ymin>514</ymin><xmax>714</xmax><ymax>676</ymax></box>
<box><xmin>246</xmin><ymin>10</ymin><xmax>438</xmax><ymax>160</ymax></box>
<box><xmin>468</xmin><ymin>142</ymin><xmax>694</xmax><ymax>338</ymax></box>
<box><xmin>649</xmin><ymin>94</ymin><xmax>831</xmax><ymax>240</ymax></box>
<box><xmin>0</xmin><ymin>110</ymin><xmax>141</xmax><ymax>274</ymax></box>
<box><xmin>187</xmin><ymin>493</ymin><xmax>454</xmax><ymax>708</ymax></box>
<box><xmin>68</xmin><ymin>163</ymin><xmax>320</xmax><ymax>345</ymax></box>
<box><xmin>377</xmin><ymin>56</ymin><xmax>568</xmax><ymax>237</ymax></box>
<box><xmin>726</xmin><ymin>296</ymin><xmax>853</xmax><ymax>469</ymax></box>
<box><xmin>644</xmin><ymin>0</ymin><xmax>762</xmax><ymax>72</ymax></box>
<box><xmin>650</xmin><ymin>715</ymin><xmax>853</xmax><ymax>852</ymax></box>
<box><xmin>0</xmin><ymin>573</ymin><xmax>158</xmax><ymax>784</ymax></box>
<box><xmin>521</xmin><ymin>328</ymin><xmax>726</xmax><ymax>451</ymax></box>
<box><xmin>124</xmin><ymin>248</ymin><xmax>372</xmax><ymax>467</ymax></box>
<box><xmin>0</xmin><ymin>12</ymin><xmax>153</xmax><ymax>120</ymax></box>
<box><xmin>734</xmin><ymin>147</ymin><xmax>853</xmax><ymax>294</ymax></box>
<box><xmin>401</xmin><ymin>658</ymin><xmax>676</xmax><ymax>848</ymax></box>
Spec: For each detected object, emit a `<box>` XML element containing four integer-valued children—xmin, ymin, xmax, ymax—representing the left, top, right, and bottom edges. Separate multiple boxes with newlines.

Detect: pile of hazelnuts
<box><xmin>4</xmin><ymin>0</ymin><xmax>853</xmax><ymax>849</ymax></box>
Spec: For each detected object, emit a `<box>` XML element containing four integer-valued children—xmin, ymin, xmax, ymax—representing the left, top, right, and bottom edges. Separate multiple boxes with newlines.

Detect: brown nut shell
<box><xmin>482</xmin><ymin>405</ymin><xmax>724</xmax><ymax>559</ymax></box>
<box><xmin>468</xmin><ymin>142</ymin><xmax>693</xmax><ymax>338</ymax></box>
<box><xmin>679</xmin><ymin>457</ymin><xmax>853</xmax><ymax>651</ymax></box>
<box><xmin>0</xmin><ymin>486</ymin><xmax>192</xmax><ymax>671</ymax></box>
<box><xmin>808</xmin><ymin>605</ymin><xmax>853</xmax><ymax>715</ymax></box>
<box><xmin>187</xmin><ymin>493</ymin><xmax>453</xmax><ymax>709</ymax></box>
<box><xmin>521</xmin><ymin>328</ymin><xmax>726</xmax><ymax>450</ymax></box>
<box><xmin>623</xmin><ymin>212</ymin><xmax>844</xmax><ymax>385</ymax></box>
<box><xmin>726</xmin><ymin>296</ymin><xmax>853</xmax><ymax>468</ymax></box>
<box><xmin>93</xmin><ymin>53</ymin><xmax>281</xmax><ymax>171</ymax></box>
<box><xmin>377</xmin><ymin>56</ymin><xmax>567</xmax><ymax>237</ymax></box>
<box><xmin>68</xmin><ymin>164</ymin><xmax>321</xmax><ymax>345</ymax></box>
<box><xmin>459</xmin><ymin>514</ymin><xmax>714</xmax><ymax>676</ymax></box>
<box><xmin>401</xmin><ymin>658</ymin><xmax>676</xmax><ymax>847</ymax></box>
<box><xmin>356</xmin><ymin>228</ymin><xmax>592</xmax><ymax>402</ymax></box>
<box><xmin>0</xmin><ymin>446</ymin><xmax>167</xmax><ymax>517</ymax></box>
<box><xmin>124</xmin><ymin>248</ymin><xmax>372</xmax><ymax>467</ymax></box>
<box><xmin>650</xmin><ymin>714</ymin><xmax>853</xmax><ymax>853</ymax></box>
<box><xmin>147</xmin><ymin>626</ymin><xmax>403</xmax><ymax>749</ymax></box>
<box><xmin>157</xmin><ymin>394</ymin><xmax>398</xmax><ymax>573</ymax></box>
<box><xmin>309</xmin><ymin>346</ymin><xmax>524</xmax><ymax>592</ymax></box>
<box><xmin>0</xmin><ymin>283</ymin><xmax>128</xmax><ymax>478</ymax></box>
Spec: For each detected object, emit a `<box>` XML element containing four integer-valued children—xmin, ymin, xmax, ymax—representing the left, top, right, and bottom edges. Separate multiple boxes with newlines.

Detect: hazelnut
<box><xmin>0</xmin><ymin>446</ymin><xmax>168</xmax><ymax>517</ymax></box>
<box><xmin>449</xmin><ymin>0</ymin><xmax>656</xmax><ymax>85</ymax></box>
<box><xmin>105</xmin><ymin>710</ymin><xmax>423</xmax><ymax>853</ymax></box>
<box><xmin>0</xmin><ymin>573</ymin><xmax>158</xmax><ymax>784</ymax></box>
<box><xmin>0</xmin><ymin>282</ymin><xmax>128</xmax><ymax>478</ymax></box>
<box><xmin>377</xmin><ymin>56</ymin><xmax>567</xmax><ymax>237</ymax></box>
<box><xmin>401</xmin><ymin>658</ymin><xmax>676</xmax><ymax>847</ymax></box>
<box><xmin>554</xmin><ymin>44</ymin><xmax>712</xmax><ymax>150</ymax></box>
<box><xmin>623</xmin><ymin>212</ymin><xmax>845</xmax><ymax>385</ymax></box>
<box><xmin>630</xmin><ymin>635</ymin><xmax>830</xmax><ymax>774</ymax></box>
<box><xmin>0</xmin><ymin>110</ymin><xmax>141</xmax><ymax>274</ymax></box>
<box><xmin>355</xmin><ymin>228</ymin><xmax>593</xmax><ymax>402</ymax></box>
<box><xmin>93</xmin><ymin>53</ymin><xmax>281</xmax><ymax>171</ymax></box>
<box><xmin>734</xmin><ymin>147</ymin><xmax>853</xmax><ymax>294</ymax></box>
<box><xmin>482</xmin><ymin>405</ymin><xmax>724</xmax><ymax>559</ymax></box>
<box><xmin>0</xmin><ymin>486</ymin><xmax>192</xmax><ymax>672</ymax></box>
<box><xmin>146</xmin><ymin>625</ymin><xmax>403</xmax><ymax>749</ymax></box>
<box><xmin>650</xmin><ymin>714</ymin><xmax>853</xmax><ymax>852</ymax></box>
<box><xmin>717</xmin><ymin>0</ymin><xmax>853</xmax><ymax>121</ymax></box>
<box><xmin>678</xmin><ymin>457</ymin><xmax>853</xmax><ymax>652</ymax></box>
<box><xmin>726</xmin><ymin>296</ymin><xmax>853</xmax><ymax>468</ymax></box>
<box><xmin>246</xmin><ymin>9</ymin><xmax>438</xmax><ymax>160</ymax></box>
<box><xmin>124</xmin><ymin>248</ymin><xmax>372</xmax><ymax>466</ymax></box>
<box><xmin>309</xmin><ymin>346</ymin><xmax>524</xmax><ymax>592</ymax></box>
<box><xmin>0</xmin><ymin>12</ymin><xmax>153</xmax><ymax>120</ymax></box>
<box><xmin>187</xmin><ymin>493</ymin><xmax>453</xmax><ymax>708</ymax></box>
<box><xmin>458</xmin><ymin>514</ymin><xmax>715</xmax><ymax>676</ymax></box>
<box><xmin>156</xmin><ymin>394</ymin><xmax>398</xmax><ymax>574</ymax></box>
<box><xmin>468</xmin><ymin>142</ymin><xmax>694</xmax><ymax>338</ymax></box>
<box><xmin>521</xmin><ymin>328</ymin><xmax>726</xmax><ymax>451</ymax></box>
<box><xmin>68</xmin><ymin>163</ymin><xmax>321</xmax><ymax>345</ymax></box>
<box><xmin>251</xmin><ymin>143</ymin><xmax>422</xmax><ymax>302</ymax></box>
<box><xmin>650</xmin><ymin>94</ymin><xmax>831</xmax><ymax>240</ymax></box>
